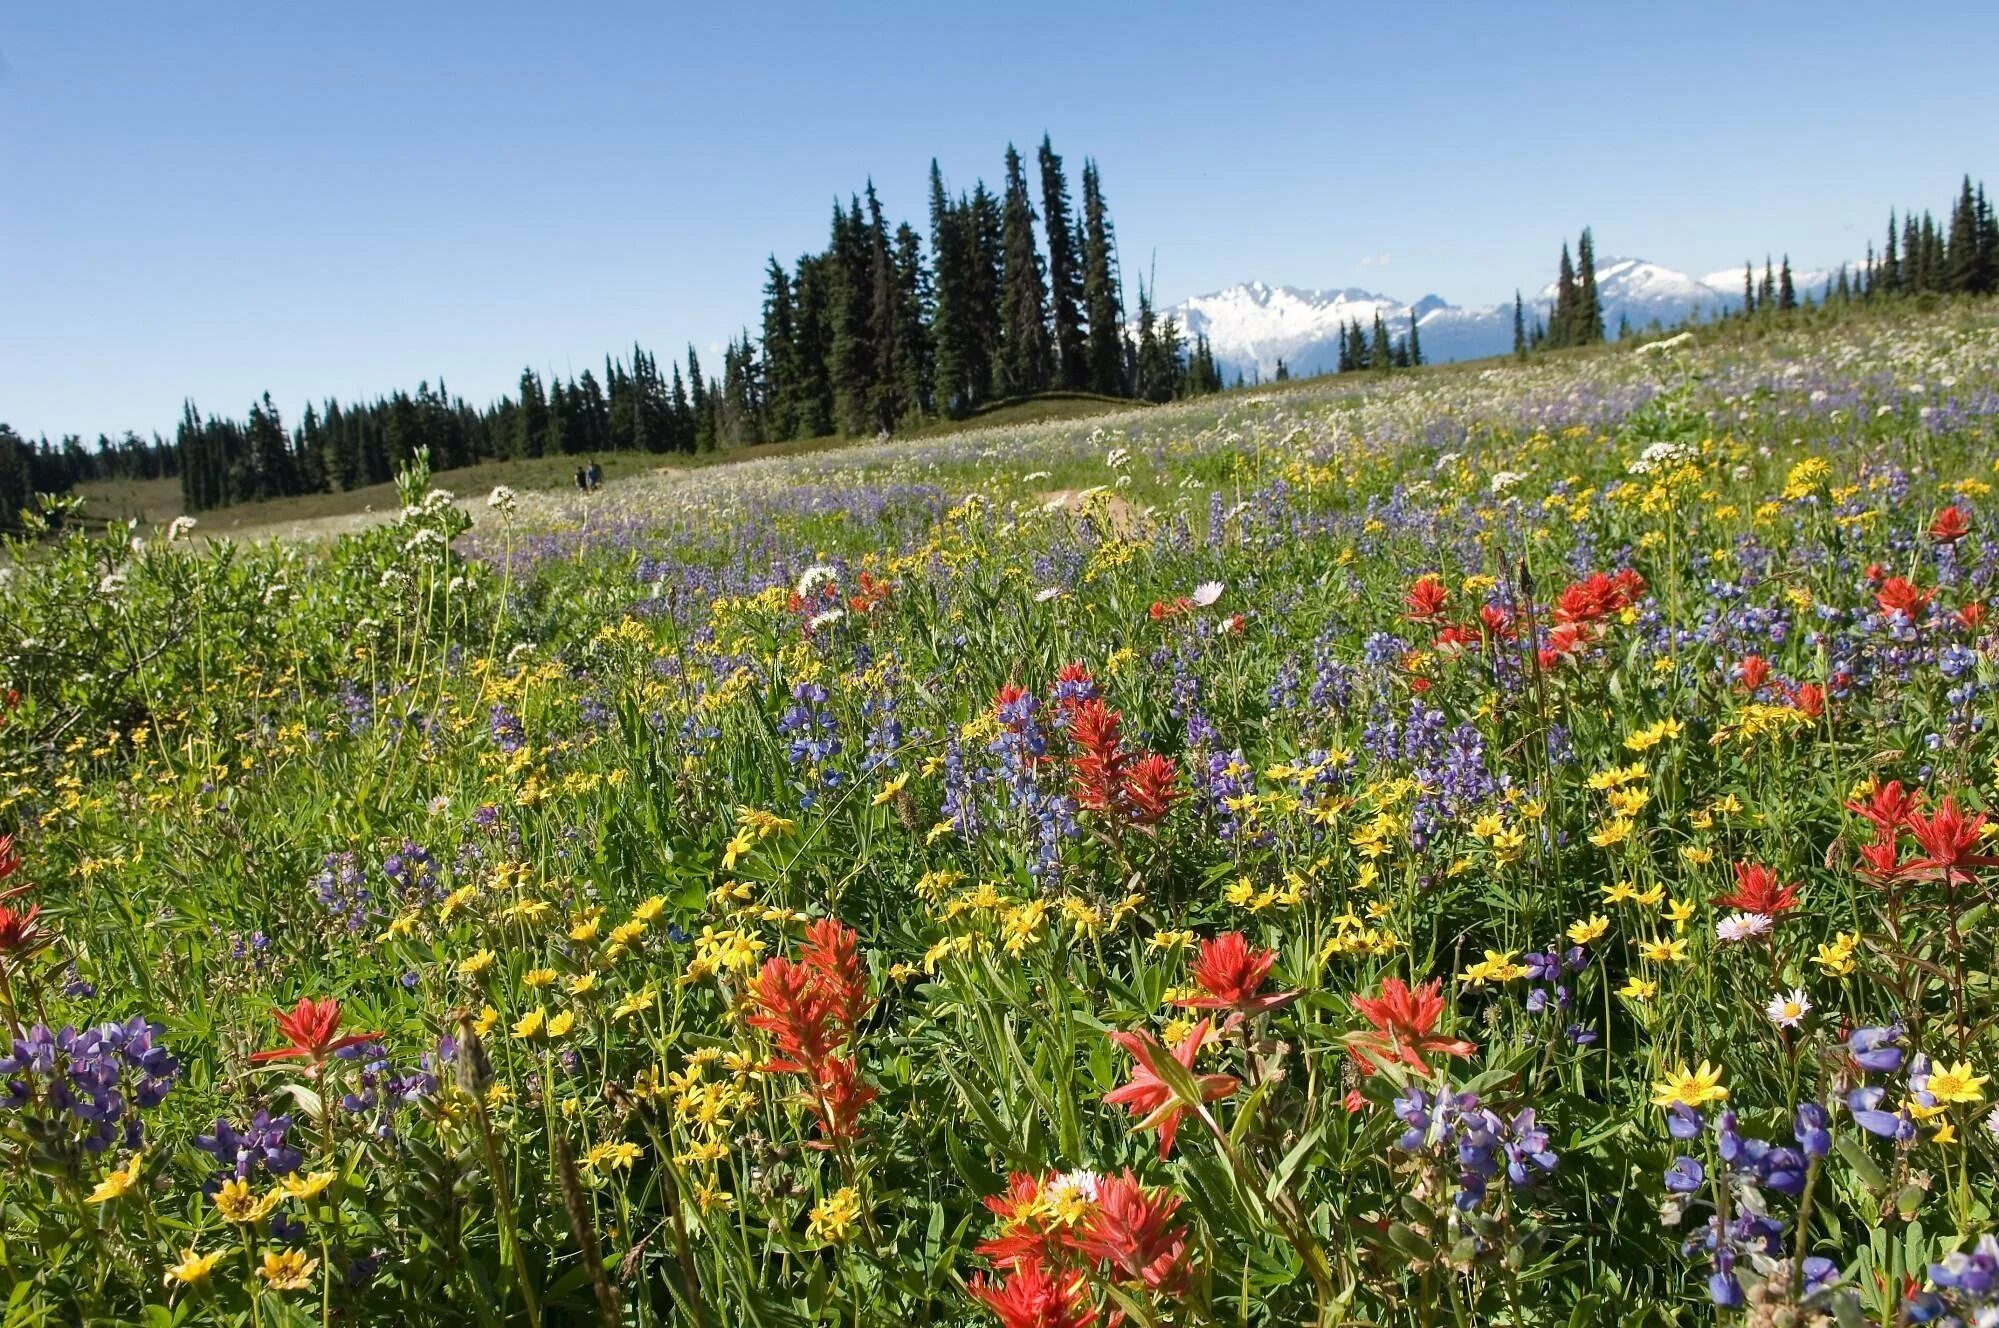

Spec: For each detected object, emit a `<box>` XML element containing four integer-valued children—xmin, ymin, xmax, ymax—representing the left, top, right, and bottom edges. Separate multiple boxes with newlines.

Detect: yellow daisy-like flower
<box><xmin>585</xmin><ymin>1140</ymin><xmax>642</xmax><ymax>1172</ymax></box>
<box><xmin>166</xmin><ymin>1247</ymin><xmax>224</xmax><ymax>1286</ymax></box>
<box><xmin>807</xmin><ymin>1186</ymin><xmax>863</xmax><ymax>1245</ymax></box>
<box><xmin>474</xmin><ymin>1004</ymin><xmax>501</xmax><ymax>1037</ymax></box>
<box><xmin>456</xmin><ymin>949</ymin><xmax>497</xmax><ymax>978</ymax></box>
<box><xmin>567</xmin><ymin>972</ymin><xmax>600</xmax><ymax>996</ymax></box>
<box><xmin>1652</xmin><ymin>1061</ymin><xmax>1729</xmax><ymax>1110</ymax></box>
<box><xmin>213</xmin><ymin>1176</ymin><xmax>282</xmax><ymax>1223</ymax></box>
<box><xmin>523</xmin><ymin>967</ymin><xmax>558</xmax><ymax>989</ymax></box>
<box><xmin>633</xmin><ymin>895</ymin><xmax>667</xmax><ymax>922</ymax></box>
<box><xmin>568</xmin><ymin>916</ymin><xmax>602</xmax><ymax>944</ymax></box>
<box><xmin>1639</xmin><ymin>937</ymin><xmax>1689</xmax><ymax>965</ymax></box>
<box><xmin>1927</xmin><ymin>1061</ymin><xmax>1988</xmax><ymax>1106</ymax></box>
<box><xmin>545</xmin><ymin>1009</ymin><xmax>576</xmax><ymax>1038</ymax></box>
<box><xmin>257</xmin><ymin>1248</ymin><xmax>320</xmax><ymax>1291</ymax></box>
<box><xmin>511</xmin><ymin>1008</ymin><xmax>547</xmax><ymax>1040</ymax></box>
<box><xmin>87</xmin><ymin>1152</ymin><xmax>144</xmax><ymax>1204</ymax></box>
<box><xmin>1566</xmin><ymin>915</ymin><xmax>1609</xmax><ymax>945</ymax></box>
<box><xmin>613</xmin><ymin>984</ymin><xmax>658</xmax><ymax>1020</ymax></box>
<box><xmin>282</xmin><ymin>1170</ymin><xmax>337</xmax><ymax>1201</ymax></box>
<box><xmin>871</xmin><ymin>772</ymin><xmax>909</xmax><ymax>806</ymax></box>
<box><xmin>1617</xmin><ymin>976</ymin><xmax>1658</xmax><ymax>1001</ymax></box>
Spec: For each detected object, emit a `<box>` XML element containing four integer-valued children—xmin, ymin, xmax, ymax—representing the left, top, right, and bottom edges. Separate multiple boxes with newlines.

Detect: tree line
<box><xmin>162</xmin><ymin>136</ymin><xmax>1228</xmax><ymax>514</ymax></box>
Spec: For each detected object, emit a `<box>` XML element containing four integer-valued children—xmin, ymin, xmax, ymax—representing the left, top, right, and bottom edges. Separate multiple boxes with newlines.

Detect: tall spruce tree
<box><xmin>1512</xmin><ymin>291</ymin><xmax>1527</xmax><ymax>357</ymax></box>
<box><xmin>761</xmin><ymin>258</ymin><xmax>800</xmax><ymax>442</ymax></box>
<box><xmin>1576</xmin><ymin>228</ymin><xmax>1604</xmax><ymax>344</ymax></box>
<box><xmin>1553</xmin><ymin>244</ymin><xmax>1578</xmax><ymax>347</ymax></box>
<box><xmin>997</xmin><ymin>145</ymin><xmax>1051</xmax><ymax>395</ymax></box>
<box><xmin>1080</xmin><ymin>160</ymin><xmax>1125</xmax><ymax>396</ymax></box>
<box><xmin>927</xmin><ymin>162</ymin><xmax>973</xmax><ymax>416</ymax></box>
<box><xmin>1037</xmin><ymin>136</ymin><xmax>1087</xmax><ymax>391</ymax></box>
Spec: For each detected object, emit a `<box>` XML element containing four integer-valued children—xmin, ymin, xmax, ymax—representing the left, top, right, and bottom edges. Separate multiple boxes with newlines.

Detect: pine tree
<box><xmin>1273</xmin><ymin>357</ymin><xmax>1289</xmax><ymax>382</ymax></box>
<box><xmin>1778</xmin><ymin>256</ymin><xmax>1797</xmax><ymax>311</ymax></box>
<box><xmin>1370</xmin><ymin>313</ymin><xmax>1392</xmax><ymax>370</ymax></box>
<box><xmin>893</xmin><ymin>220</ymin><xmax>932</xmax><ymax>422</ymax></box>
<box><xmin>863</xmin><ymin>183</ymin><xmax>907</xmax><ymax>432</ymax></box>
<box><xmin>1553</xmin><ymin>244</ymin><xmax>1578</xmax><ymax>347</ymax></box>
<box><xmin>792</xmin><ymin>255</ymin><xmax>836</xmax><ymax>436</ymax></box>
<box><xmin>761</xmin><ymin>257</ymin><xmax>800</xmax><ymax>442</ymax></box>
<box><xmin>1881</xmin><ymin>213</ymin><xmax>1901</xmax><ymax>294</ymax></box>
<box><xmin>1742</xmin><ymin>262</ymin><xmax>1756</xmax><ymax>316</ymax></box>
<box><xmin>1576</xmin><ymin>228</ymin><xmax>1604</xmax><ymax>344</ymax></box>
<box><xmin>926</xmin><ymin>162</ymin><xmax>972</xmax><ymax>416</ymax></box>
<box><xmin>1038</xmin><ymin>136</ymin><xmax>1086</xmax><ymax>390</ymax></box>
<box><xmin>828</xmin><ymin>198</ymin><xmax>877</xmax><ymax>434</ymax></box>
<box><xmin>997</xmin><ymin>145</ymin><xmax>1051</xmax><ymax>395</ymax></box>
<box><xmin>1407</xmin><ymin>311</ymin><xmax>1423</xmax><ymax>366</ymax></box>
<box><xmin>516</xmin><ymin>369</ymin><xmax>548</xmax><ymax>459</ymax></box>
<box><xmin>1759</xmin><ymin>258</ymin><xmax>1776</xmax><ymax>310</ymax></box>
<box><xmin>966</xmin><ymin>183</ymin><xmax>1005</xmax><ymax>405</ymax></box>
<box><xmin>1512</xmin><ymin>291</ymin><xmax>1527</xmax><ymax>358</ymax></box>
<box><xmin>1080</xmin><ymin>160</ymin><xmax>1125</xmax><ymax>397</ymax></box>
<box><xmin>688</xmin><ymin>347</ymin><xmax>712</xmax><ymax>452</ymax></box>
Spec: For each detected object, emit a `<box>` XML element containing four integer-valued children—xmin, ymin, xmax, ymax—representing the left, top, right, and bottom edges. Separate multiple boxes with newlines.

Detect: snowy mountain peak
<box><xmin>1161</xmin><ymin>255</ymin><xmax>1813</xmax><ymax>381</ymax></box>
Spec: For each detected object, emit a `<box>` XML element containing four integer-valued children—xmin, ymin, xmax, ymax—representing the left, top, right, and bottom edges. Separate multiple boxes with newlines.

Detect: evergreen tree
<box><xmin>892</xmin><ymin>221</ymin><xmax>932</xmax><ymax>422</ymax></box>
<box><xmin>1079</xmin><ymin>160</ymin><xmax>1125</xmax><ymax>397</ymax></box>
<box><xmin>1370</xmin><ymin>313</ymin><xmax>1392</xmax><ymax>370</ymax></box>
<box><xmin>792</xmin><ymin>255</ymin><xmax>837</xmax><ymax>437</ymax></box>
<box><xmin>1038</xmin><ymin>136</ymin><xmax>1087</xmax><ymax>390</ymax></box>
<box><xmin>1512</xmin><ymin>291</ymin><xmax>1527</xmax><ymax>358</ymax></box>
<box><xmin>1407</xmin><ymin>311</ymin><xmax>1423</xmax><ymax>366</ymax></box>
<box><xmin>1778</xmin><ymin>256</ymin><xmax>1797</xmax><ymax>311</ymax></box>
<box><xmin>688</xmin><ymin>347</ymin><xmax>712</xmax><ymax>452</ymax></box>
<box><xmin>965</xmin><ymin>183</ymin><xmax>1005</xmax><ymax>405</ymax></box>
<box><xmin>997</xmin><ymin>145</ymin><xmax>1051</xmax><ymax>395</ymax></box>
<box><xmin>926</xmin><ymin>162</ymin><xmax>974</xmax><ymax>416</ymax></box>
<box><xmin>1742</xmin><ymin>262</ymin><xmax>1756</xmax><ymax>316</ymax></box>
<box><xmin>1576</xmin><ymin>228</ymin><xmax>1604</xmax><ymax>344</ymax></box>
<box><xmin>828</xmin><ymin>198</ymin><xmax>877</xmax><ymax>434</ymax></box>
<box><xmin>1553</xmin><ymin>243</ymin><xmax>1578</xmax><ymax>347</ymax></box>
<box><xmin>1881</xmin><ymin>213</ymin><xmax>1901</xmax><ymax>294</ymax></box>
<box><xmin>1273</xmin><ymin>357</ymin><xmax>1289</xmax><ymax>382</ymax></box>
<box><xmin>863</xmin><ymin>184</ymin><xmax>908</xmax><ymax>432</ymax></box>
<box><xmin>760</xmin><ymin>258</ymin><xmax>800</xmax><ymax>442</ymax></box>
<box><xmin>515</xmin><ymin>369</ymin><xmax>547</xmax><ymax>459</ymax></box>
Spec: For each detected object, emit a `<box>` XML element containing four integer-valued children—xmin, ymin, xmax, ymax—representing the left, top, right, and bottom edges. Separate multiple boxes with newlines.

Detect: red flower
<box><xmin>1404</xmin><ymin>575</ymin><xmax>1450</xmax><ymax>622</ymax></box>
<box><xmin>1147</xmin><ymin>597</ymin><xmax>1192</xmax><ymax>621</ymax></box>
<box><xmin>1434</xmin><ymin>623</ymin><xmax>1479</xmax><ymax>655</ymax></box>
<box><xmin>847</xmin><ymin>572</ymin><xmax>893</xmax><ymax>614</ymax></box>
<box><xmin>1067</xmin><ymin>699</ymin><xmax>1130</xmax><ymax>816</ymax></box>
<box><xmin>1537</xmin><ymin>622</ymin><xmax>1590</xmax><ymax>670</ymax></box>
<box><xmin>1175</xmin><ymin>932</ymin><xmax>1299</xmax><ymax>1021</ymax></box>
<box><xmin>0</xmin><ymin>835</ymin><xmax>19</xmax><ymax>885</ymax></box>
<box><xmin>1347</xmin><ymin>977</ymin><xmax>1477</xmax><ymax>1076</ymax></box>
<box><xmin>1857</xmin><ymin>838</ymin><xmax>1902</xmax><ymax>877</ymax></box>
<box><xmin>1899</xmin><ymin>797</ymin><xmax>1999</xmax><ymax>886</ymax></box>
<box><xmin>1712</xmin><ymin>862</ymin><xmax>1799</xmax><ymax>918</ymax></box>
<box><xmin>1121</xmin><ymin>752</ymin><xmax>1181</xmax><ymax>826</ymax></box>
<box><xmin>1103</xmin><ymin>1018</ymin><xmax>1239</xmax><ymax>1157</ymax></box>
<box><xmin>748</xmin><ymin>920</ymin><xmax>876</xmax><ymax>1146</ymax></box>
<box><xmin>1479</xmin><ymin>603</ymin><xmax>1518</xmax><ymax>640</ymax></box>
<box><xmin>1736</xmin><ymin>654</ymin><xmax>1771</xmax><ymax>692</ymax></box>
<box><xmin>249</xmin><ymin>996</ymin><xmax>382</xmax><ymax>1066</ymax></box>
<box><xmin>1554</xmin><ymin>569</ymin><xmax>1646</xmax><ymax>625</ymax></box>
<box><xmin>993</xmin><ymin>683</ymin><xmax>1035</xmax><ymax>727</ymax></box>
<box><xmin>1875</xmin><ymin>577</ymin><xmax>1931</xmax><ymax>620</ymax></box>
<box><xmin>1846</xmin><ymin>781</ymin><xmax>1917</xmax><ymax>838</ymax></box>
<box><xmin>1958</xmin><ymin>602</ymin><xmax>1987</xmax><ymax>631</ymax></box>
<box><xmin>975</xmin><ymin>1173</ymin><xmax>1076</xmax><ymax>1272</ymax></box>
<box><xmin>1930</xmin><ymin>505</ymin><xmax>1972</xmax><ymax>543</ymax></box>
<box><xmin>1050</xmin><ymin>662</ymin><xmax>1097</xmax><ymax>710</ymax></box>
<box><xmin>1073</xmin><ymin>1172</ymin><xmax>1192</xmax><ymax>1293</ymax></box>
<box><xmin>1785</xmin><ymin>682</ymin><xmax>1825</xmax><ymax>719</ymax></box>
<box><xmin>968</xmin><ymin>1262</ymin><xmax>1098</xmax><ymax>1328</ymax></box>
<box><xmin>0</xmin><ymin>903</ymin><xmax>46</xmax><ymax>959</ymax></box>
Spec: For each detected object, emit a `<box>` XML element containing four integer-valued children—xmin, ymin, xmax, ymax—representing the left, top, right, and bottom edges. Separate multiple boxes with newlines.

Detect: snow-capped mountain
<box><xmin>1162</xmin><ymin>257</ymin><xmax>1840</xmax><ymax>380</ymax></box>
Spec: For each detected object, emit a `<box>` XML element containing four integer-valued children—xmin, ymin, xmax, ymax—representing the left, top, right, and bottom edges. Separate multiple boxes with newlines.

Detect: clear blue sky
<box><xmin>5</xmin><ymin>1</ymin><xmax>1995</xmax><ymax>443</ymax></box>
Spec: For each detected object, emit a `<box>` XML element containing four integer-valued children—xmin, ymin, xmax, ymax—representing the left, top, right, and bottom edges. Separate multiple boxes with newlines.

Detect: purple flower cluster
<box><xmin>195</xmin><ymin>1109</ymin><xmax>303</xmax><ymax>1180</ymax></box>
<box><xmin>1392</xmin><ymin>1083</ymin><xmax>1556</xmax><ymax>1212</ymax></box>
<box><xmin>1659</xmin><ymin>1103</ymin><xmax>1833</xmax><ymax>1307</ymax></box>
<box><xmin>0</xmin><ymin>1017</ymin><xmax>180</xmax><ymax>1155</ymax></box>
<box><xmin>1910</xmin><ymin>1235</ymin><xmax>1999</xmax><ymax>1325</ymax></box>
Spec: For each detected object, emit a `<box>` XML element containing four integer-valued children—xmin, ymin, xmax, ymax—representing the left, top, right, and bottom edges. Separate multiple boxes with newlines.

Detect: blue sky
<box><xmin>4</xmin><ymin>1</ymin><xmax>1995</xmax><ymax>443</ymax></box>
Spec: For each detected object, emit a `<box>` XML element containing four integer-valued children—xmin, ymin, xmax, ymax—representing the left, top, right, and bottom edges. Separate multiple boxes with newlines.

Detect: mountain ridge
<box><xmin>1163</xmin><ymin>257</ymin><xmax>1840</xmax><ymax>379</ymax></box>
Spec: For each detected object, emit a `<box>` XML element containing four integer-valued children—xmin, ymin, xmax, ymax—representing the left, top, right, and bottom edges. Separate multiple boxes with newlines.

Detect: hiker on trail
<box><xmin>575</xmin><ymin>467</ymin><xmax>588</xmax><ymax>493</ymax></box>
<box><xmin>586</xmin><ymin>460</ymin><xmax>602</xmax><ymax>491</ymax></box>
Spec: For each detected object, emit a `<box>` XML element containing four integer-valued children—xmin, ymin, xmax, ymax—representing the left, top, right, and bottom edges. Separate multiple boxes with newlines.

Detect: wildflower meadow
<box><xmin>8</xmin><ymin>305</ymin><xmax>1999</xmax><ymax>1327</ymax></box>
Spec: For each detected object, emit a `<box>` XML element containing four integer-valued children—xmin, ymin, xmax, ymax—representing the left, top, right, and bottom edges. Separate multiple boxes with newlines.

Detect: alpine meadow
<box><xmin>11</xmin><ymin>9</ymin><xmax>1999</xmax><ymax>1326</ymax></box>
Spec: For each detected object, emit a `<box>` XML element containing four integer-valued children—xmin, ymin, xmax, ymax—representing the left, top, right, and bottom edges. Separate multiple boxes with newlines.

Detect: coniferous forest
<box><xmin>4</xmin><ymin>167</ymin><xmax>1996</xmax><ymax>527</ymax></box>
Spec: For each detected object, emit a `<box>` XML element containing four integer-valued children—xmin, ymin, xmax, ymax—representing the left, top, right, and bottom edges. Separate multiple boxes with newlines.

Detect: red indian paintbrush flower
<box><xmin>1404</xmin><ymin>574</ymin><xmax>1449</xmax><ymax>622</ymax></box>
<box><xmin>1931</xmin><ymin>505</ymin><xmax>1972</xmax><ymax>543</ymax></box>
<box><xmin>1713</xmin><ymin>862</ymin><xmax>1800</xmax><ymax>918</ymax></box>
<box><xmin>1121</xmin><ymin>753</ymin><xmax>1181</xmax><ymax>825</ymax></box>
<box><xmin>1785</xmin><ymin>682</ymin><xmax>1825</xmax><ymax>719</ymax></box>
<box><xmin>1847</xmin><ymin>781</ymin><xmax>1918</xmax><ymax>837</ymax></box>
<box><xmin>1066</xmin><ymin>699</ymin><xmax>1129</xmax><ymax>814</ymax></box>
<box><xmin>1073</xmin><ymin>1172</ymin><xmax>1192</xmax><ymax>1293</ymax></box>
<box><xmin>975</xmin><ymin>1173</ymin><xmax>1073</xmax><ymax>1271</ymax></box>
<box><xmin>249</xmin><ymin>997</ymin><xmax>382</xmax><ymax>1066</ymax></box>
<box><xmin>1898</xmin><ymin>797</ymin><xmax>1999</xmax><ymax>886</ymax></box>
<box><xmin>1103</xmin><ymin>1018</ymin><xmax>1239</xmax><ymax>1157</ymax></box>
<box><xmin>1875</xmin><ymin>577</ymin><xmax>1931</xmax><ymax>619</ymax></box>
<box><xmin>1347</xmin><ymin>977</ymin><xmax>1477</xmax><ymax>1076</ymax></box>
<box><xmin>799</xmin><ymin>916</ymin><xmax>873</xmax><ymax>1035</ymax></box>
<box><xmin>1736</xmin><ymin>654</ymin><xmax>1772</xmax><ymax>692</ymax></box>
<box><xmin>1175</xmin><ymin>932</ymin><xmax>1299</xmax><ymax>1022</ymax></box>
<box><xmin>0</xmin><ymin>835</ymin><xmax>18</xmax><ymax>884</ymax></box>
<box><xmin>1479</xmin><ymin>603</ymin><xmax>1518</xmax><ymax>640</ymax></box>
<box><xmin>748</xmin><ymin>919</ymin><xmax>877</xmax><ymax>1147</ymax></box>
<box><xmin>967</xmin><ymin>1261</ymin><xmax>1098</xmax><ymax>1328</ymax></box>
<box><xmin>0</xmin><ymin>903</ymin><xmax>47</xmax><ymax>959</ymax></box>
